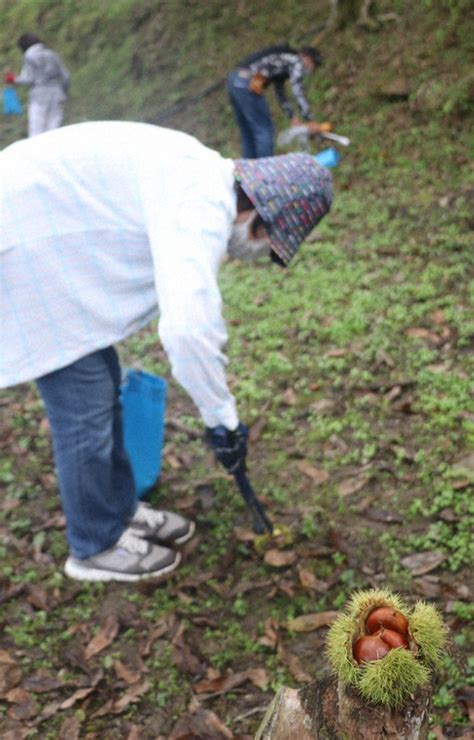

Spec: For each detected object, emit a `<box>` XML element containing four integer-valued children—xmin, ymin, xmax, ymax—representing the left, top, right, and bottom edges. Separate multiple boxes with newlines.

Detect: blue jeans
<box><xmin>227</xmin><ymin>70</ymin><xmax>274</xmax><ymax>158</ymax></box>
<box><xmin>36</xmin><ymin>347</ymin><xmax>137</xmax><ymax>559</ymax></box>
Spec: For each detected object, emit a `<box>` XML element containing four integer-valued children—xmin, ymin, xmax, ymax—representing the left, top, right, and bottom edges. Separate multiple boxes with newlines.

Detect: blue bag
<box><xmin>120</xmin><ymin>369</ymin><xmax>167</xmax><ymax>498</ymax></box>
<box><xmin>3</xmin><ymin>86</ymin><xmax>22</xmax><ymax>115</ymax></box>
<box><xmin>314</xmin><ymin>147</ymin><xmax>341</xmax><ymax>168</ymax></box>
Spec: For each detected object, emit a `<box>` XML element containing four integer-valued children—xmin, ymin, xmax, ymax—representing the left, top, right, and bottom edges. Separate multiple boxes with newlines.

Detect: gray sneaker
<box><xmin>130</xmin><ymin>502</ymin><xmax>196</xmax><ymax>545</ymax></box>
<box><xmin>64</xmin><ymin>528</ymin><xmax>180</xmax><ymax>582</ymax></box>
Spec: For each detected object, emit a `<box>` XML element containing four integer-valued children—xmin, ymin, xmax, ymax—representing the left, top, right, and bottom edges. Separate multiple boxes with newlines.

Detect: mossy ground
<box><xmin>0</xmin><ymin>1</ymin><xmax>473</xmax><ymax>737</ymax></box>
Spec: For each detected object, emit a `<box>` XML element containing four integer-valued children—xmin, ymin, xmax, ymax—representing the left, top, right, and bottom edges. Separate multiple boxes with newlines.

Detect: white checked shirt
<box><xmin>0</xmin><ymin>121</ymin><xmax>239</xmax><ymax>429</ymax></box>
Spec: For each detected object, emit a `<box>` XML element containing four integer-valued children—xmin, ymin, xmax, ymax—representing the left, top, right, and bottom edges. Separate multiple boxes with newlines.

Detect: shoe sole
<box><xmin>173</xmin><ymin>520</ymin><xmax>196</xmax><ymax>545</ymax></box>
<box><xmin>64</xmin><ymin>551</ymin><xmax>181</xmax><ymax>583</ymax></box>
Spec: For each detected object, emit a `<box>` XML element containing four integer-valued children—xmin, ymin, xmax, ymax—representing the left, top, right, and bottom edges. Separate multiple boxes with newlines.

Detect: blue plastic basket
<box><xmin>120</xmin><ymin>369</ymin><xmax>167</xmax><ymax>498</ymax></box>
<box><xmin>314</xmin><ymin>147</ymin><xmax>341</xmax><ymax>168</ymax></box>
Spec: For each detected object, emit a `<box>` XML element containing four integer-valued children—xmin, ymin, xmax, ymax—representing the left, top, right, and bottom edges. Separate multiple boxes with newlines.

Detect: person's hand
<box><xmin>4</xmin><ymin>71</ymin><xmax>15</xmax><ymax>84</ymax></box>
<box><xmin>291</xmin><ymin>116</ymin><xmax>302</xmax><ymax>127</ymax></box>
<box><xmin>205</xmin><ymin>423</ymin><xmax>248</xmax><ymax>474</ymax></box>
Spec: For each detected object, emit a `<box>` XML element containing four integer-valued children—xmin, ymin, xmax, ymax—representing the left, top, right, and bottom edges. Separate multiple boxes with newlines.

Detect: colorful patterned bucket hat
<box><xmin>234</xmin><ymin>152</ymin><xmax>333</xmax><ymax>265</ymax></box>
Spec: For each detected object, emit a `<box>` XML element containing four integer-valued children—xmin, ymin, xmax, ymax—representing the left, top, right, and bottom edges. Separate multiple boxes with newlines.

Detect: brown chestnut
<box><xmin>366</xmin><ymin>607</ymin><xmax>409</xmax><ymax>637</ymax></box>
<box><xmin>379</xmin><ymin>628</ymin><xmax>409</xmax><ymax>650</ymax></box>
<box><xmin>353</xmin><ymin>634</ymin><xmax>391</xmax><ymax>663</ymax></box>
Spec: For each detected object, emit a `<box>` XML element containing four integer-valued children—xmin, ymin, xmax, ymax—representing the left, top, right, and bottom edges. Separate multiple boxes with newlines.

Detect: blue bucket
<box><xmin>3</xmin><ymin>86</ymin><xmax>22</xmax><ymax>115</ymax></box>
<box><xmin>314</xmin><ymin>147</ymin><xmax>341</xmax><ymax>168</ymax></box>
<box><xmin>120</xmin><ymin>369</ymin><xmax>167</xmax><ymax>498</ymax></box>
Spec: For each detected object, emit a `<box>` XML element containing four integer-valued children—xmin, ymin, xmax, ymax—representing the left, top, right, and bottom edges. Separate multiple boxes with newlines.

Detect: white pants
<box><xmin>28</xmin><ymin>97</ymin><xmax>65</xmax><ymax>137</ymax></box>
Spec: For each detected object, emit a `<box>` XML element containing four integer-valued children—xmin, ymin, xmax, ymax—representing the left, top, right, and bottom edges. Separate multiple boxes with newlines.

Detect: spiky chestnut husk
<box><xmin>409</xmin><ymin>601</ymin><xmax>448</xmax><ymax>668</ymax></box>
<box><xmin>326</xmin><ymin>613</ymin><xmax>360</xmax><ymax>685</ymax></box>
<box><xmin>326</xmin><ymin>589</ymin><xmax>448</xmax><ymax>709</ymax></box>
<box><xmin>345</xmin><ymin>588</ymin><xmax>406</xmax><ymax>635</ymax></box>
<box><xmin>326</xmin><ymin>590</ymin><xmax>407</xmax><ymax>686</ymax></box>
<box><xmin>358</xmin><ymin>647</ymin><xmax>430</xmax><ymax>709</ymax></box>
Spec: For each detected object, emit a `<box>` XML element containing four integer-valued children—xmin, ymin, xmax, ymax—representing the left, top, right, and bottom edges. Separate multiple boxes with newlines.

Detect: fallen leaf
<box><xmin>325</xmin><ymin>348</ymin><xmax>348</xmax><ymax>357</ymax></box>
<box><xmin>258</xmin><ymin>617</ymin><xmax>279</xmax><ymax>649</ymax></box>
<box><xmin>452</xmin><ymin>479</ymin><xmax>471</xmax><ymax>490</ymax></box>
<box><xmin>92</xmin><ymin>680</ymin><xmax>150</xmax><ymax>718</ymax></box>
<box><xmin>23</xmin><ymin>670</ymin><xmax>66</xmax><ymax>693</ymax></box>
<box><xmin>297</xmin><ymin>566</ymin><xmax>329</xmax><ymax>593</ymax></box>
<box><xmin>169</xmin><ymin>708</ymin><xmax>233</xmax><ymax>739</ymax></box>
<box><xmin>246</xmin><ymin>667</ymin><xmax>269</xmax><ymax>690</ymax></box>
<box><xmin>401</xmin><ymin>551</ymin><xmax>446</xmax><ymax>576</ymax></box>
<box><xmin>365</xmin><ymin>508</ymin><xmax>403</xmax><ymax>524</ymax></box>
<box><xmin>126</xmin><ymin>725</ymin><xmax>143</xmax><ymax>740</ymax></box>
<box><xmin>113</xmin><ymin>660</ymin><xmax>142</xmax><ymax>685</ymax></box>
<box><xmin>249</xmin><ymin>402</ymin><xmax>271</xmax><ymax>442</ymax></box>
<box><xmin>191</xmin><ymin>615</ymin><xmax>219</xmax><ymax>628</ymax></box>
<box><xmin>441</xmin><ymin>582</ymin><xmax>471</xmax><ymax>601</ymax></box>
<box><xmin>277</xmin><ymin>578</ymin><xmax>295</xmax><ymax>598</ymax></box>
<box><xmin>58</xmin><ymin>716</ymin><xmax>81</xmax><ymax>740</ymax></box>
<box><xmin>0</xmin><ymin>652</ymin><xmax>22</xmax><ymax>696</ymax></box>
<box><xmin>439</xmin><ymin>508</ymin><xmax>459</xmax><ymax>522</ymax></box>
<box><xmin>311</xmin><ymin>398</ymin><xmax>336</xmax><ymax>414</ymax></box>
<box><xmin>84</xmin><ymin>615</ymin><xmax>120</xmax><ymax>660</ymax></box>
<box><xmin>264</xmin><ymin>549</ymin><xmax>298</xmax><ymax>568</ymax></box>
<box><xmin>194</xmin><ymin>667</ymin><xmax>268</xmax><ymax>695</ymax></box>
<box><xmin>384</xmin><ymin>385</ymin><xmax>402</xmax><ymax>402</ymax></box>
<box><xmin>2</xmin><ymin>499</ymin><xmax>21</xmax><ymax>512</ymax></box>
<box><xmin>297</xmin><ymin>461</ymin><xmax>329</xmax><ymax>485</ymax></box>
<box><xmin>231</xmin><ymin>578</ymin><xmax>273</xmax><ymax>597</ymax></box>
<box><xmin>58</xmin><ymin>670</ymin><xmax>102</xmax><ymax>711</ymax></box>
<box><xmin>286</xmin><ymin>611</ymin><xmax>338</xmax><ymax>632</ymax></box>
<box><xmin>324</xmin><ymin>434</ymin><xmax>349</xmax><ymax>457</ymax></box>
<box><xmin>5</xmin><ymin>688</ymin><xmax>37</xmax><ymax>720</ymax></box>
<box><xmin>414</xmin><ymin>576</ymin><xmax>441</xmax><ymax>599</ymax></box>
<box><xmin>26</xmin><ymin>584</ymin><xmax>51</xmax><ymax>611</ymax></box>
<box><xmin>277</xmin><ymin>644</ymin><xmax>312</xmax><ymax>683</ymax></box>
<box><xmin>60</xmin><ymin>685</ymin><xmax>97</xmax><ymax>710</ymax></box>
<box><xmin>165</xmin><ymin>452</ymin><xmax>181</xmax><ymax>470</ymax></box>
<box><xmin>426</xmin><ymin>363</ymin><xmax>449</xmax><ymax>374</ymax></box>
<box><xmin>406</xmin><ymin>327</ymin><xmax>439</xmax><ymax>342</ymax></box>
<box><xmin>110</xmin><ymin>679</ymin><xmax>151</xmax><ymax>713</ymax></box>
<box><xmin>233</xmin><ymin>526</ymin><xmax>257</xmax><ymax>543</ymax></box>
<box><xmin>338</xmin><ymin>476</ymin><xmax>370</xmax><ymax>497</ymax></box>
<box><xmin>172</xmin><ymin>623</ymin><xmax>205</xmax><ymax>676</ymax></box>
<box><xmin>282</xmin><ymin>388</ymin><xmax>297</xmax><ymax>406</ymax></box>
<box><xmin>140</xmin><ymin>614</ymin><xmax>176</xmax><ymax>657</ymax></box>
<box><xmin>430</xmin><ymin>309</ymin><xmax>446</xmax><ymax>325</ymax></box>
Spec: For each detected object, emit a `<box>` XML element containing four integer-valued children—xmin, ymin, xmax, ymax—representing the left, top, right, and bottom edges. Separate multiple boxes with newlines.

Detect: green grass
<box><xmin>0</xmin><ymin>0</ymin><xmax>473</xmax><ymax>736</ymax></box>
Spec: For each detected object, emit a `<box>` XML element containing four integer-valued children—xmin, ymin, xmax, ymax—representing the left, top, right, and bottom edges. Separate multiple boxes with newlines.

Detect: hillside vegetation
<box><xmin>0</xmin><ymin>1</ymin><xmax>473</xmax><ymax>738</ymax></box>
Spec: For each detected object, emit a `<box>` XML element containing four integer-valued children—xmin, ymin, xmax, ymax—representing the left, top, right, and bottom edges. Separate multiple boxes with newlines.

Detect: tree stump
<box><xmin>255</xmin><ymin>676</ymin><xmax>432</xmax><ymax>739</ymax></box>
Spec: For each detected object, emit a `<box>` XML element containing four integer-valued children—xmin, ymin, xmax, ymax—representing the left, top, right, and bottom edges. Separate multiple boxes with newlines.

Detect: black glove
<box><xmin>205</xmin><ymin>423</ymin><xmax>248</xmax><ymax>474</ymax></box>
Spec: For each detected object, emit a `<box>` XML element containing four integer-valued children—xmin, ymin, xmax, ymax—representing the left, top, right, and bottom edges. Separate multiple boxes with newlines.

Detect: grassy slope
<box><xmin>0</xmin><ymin>1</ymin><xmax>473</xmax><ymax>737</ymax></box>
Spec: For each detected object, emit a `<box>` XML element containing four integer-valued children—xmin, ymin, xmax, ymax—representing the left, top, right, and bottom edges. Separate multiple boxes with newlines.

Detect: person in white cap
<box><xmin>0</xmin><ymin>121</ymin><xmax>332</xmax><ymax>582</ymax></box>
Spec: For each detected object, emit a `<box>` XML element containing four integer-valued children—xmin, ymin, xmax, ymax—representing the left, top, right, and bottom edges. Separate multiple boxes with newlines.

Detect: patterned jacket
<box><xmin>237</xmin><ymin>45</ymin><xmax>312</xmax><ymax>120</ymax></box>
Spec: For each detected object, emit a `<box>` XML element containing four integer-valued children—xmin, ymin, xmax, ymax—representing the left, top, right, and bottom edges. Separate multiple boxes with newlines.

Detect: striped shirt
<box><xmin>0</xmin><ymin>121</ymin><xmax>239</xmax><ymax>429</ymax></box>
